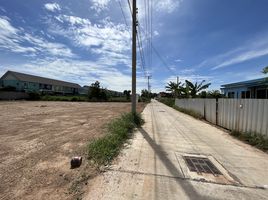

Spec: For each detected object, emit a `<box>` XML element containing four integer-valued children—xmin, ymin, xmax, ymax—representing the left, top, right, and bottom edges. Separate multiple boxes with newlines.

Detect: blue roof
<box><xmin>221</xmin><ymin>77</ymin><xmax>268</xmax><ymax>88</ymax></box>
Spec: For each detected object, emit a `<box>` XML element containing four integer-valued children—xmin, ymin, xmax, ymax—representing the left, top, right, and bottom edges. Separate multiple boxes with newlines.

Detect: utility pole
<box><xmin>147</xmin><ymin>75</ymin><xmax>152</xmax><ymax>92</ymax></box>
<box><xmin>131</xmin><ymin>0</ymin><xmax>137</xmax><ymax>113</ymax></box>
<box><xmin>177</xmin><ymin>76</ymin><xmax>179</xmax><ymax>85</ymax></box>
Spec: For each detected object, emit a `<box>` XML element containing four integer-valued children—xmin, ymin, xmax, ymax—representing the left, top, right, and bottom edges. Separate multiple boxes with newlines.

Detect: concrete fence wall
<box><xmin>175</xmin><ymin>98</ymin><xmax>205</xmax><ymax>117</ymax></box>
<box><xmin>204</xmin><ymin>99</ymin><xmax>217</xmax><ymax>124</ymax></box>
<box><xmin>218</xmin><ymin>99</ymin><xmax>268</xmax><ymax>137</ymax></box>
<box><xmin>175</xmin><ymin>98</ymin><xmax>268</xmax><ymax>137</ymax></box>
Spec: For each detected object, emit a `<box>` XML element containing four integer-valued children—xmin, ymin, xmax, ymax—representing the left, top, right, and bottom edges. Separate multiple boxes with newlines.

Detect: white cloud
<box><xmin>212</xmin><ymin>47</ymin><xmax>268</xmax><ymax>70</ymax></box>
<box><xmin>175</xmin><ymin>59</ymin><xmax>182</xmax><ymax>62</ymax></box>
<box><xmin>0</xmin><ymin>16</ymin><xmax>75</xmax><ymax>58</ymax></box>
<box><xmin>155</xmin><ymin>0</ymin><xmax>183</xmax><ymax>13</ymax></box>
<box><xmin>90</xmin><ymin>0</ymin><xmax>111</xmax><ymax>13</ymax></box>
<box><xmin>48</xmin><ymin>14</ymin><xmax>131</xmax><ymax>66</ymax></box>
<box><xmin>44</xmin><ymin>3</ymin><xmax>61</xmax><ymax>12</ymax></box>
<box><xmin>153</xmin><ymin>30</ymin><xmax>159</xmax><ymax>36</ymax></box>
<box><xmin>191</xmin><ymin>32</ymin><xmax>268</xmax><ymax>70</ymax></box>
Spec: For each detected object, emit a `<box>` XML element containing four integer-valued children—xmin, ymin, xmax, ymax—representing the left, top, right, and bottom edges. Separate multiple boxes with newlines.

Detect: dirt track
<box><xmin>0</xmin><ymin>101</ymin><xmax>144</xmax><ymax>200</ymax></box>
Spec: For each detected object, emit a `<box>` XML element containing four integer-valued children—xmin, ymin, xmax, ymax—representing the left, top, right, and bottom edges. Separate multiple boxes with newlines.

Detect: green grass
<box><xmin>231</xmin><ymin>131</ymin><xmax>268</xmax><ymax>151</ymax></box>
<box><xmin>108</xmin><ymin>97</ymin><xmax>130</xmax><ymax>102</ymax></box>
<box><xmin>40</xmin><ymin>95</ymin><xmax>88</xmax><ymax>102</ymax></box>
<box><xmin>88</xmin><ymin>112</ymin><xmax>144</xmax><ymax>165</ymax></box>
<box><xmin>157</xmin><ymin>97</ymin><xmax>175</xmax><ymax>107</ymax></box>
<box><xmin>172</xmin><ymin>105</ymin><xmax>204</xmax><ymax>120</ymax></box>
<box><xmin>40</xmin><ymin>95</ymin><xmax>133</xmax><ymax>102</ymax></box>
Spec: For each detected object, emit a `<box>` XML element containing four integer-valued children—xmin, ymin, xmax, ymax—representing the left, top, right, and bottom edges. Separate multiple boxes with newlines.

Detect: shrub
<box><xmin>158</xmin><ymin>97</ymin><xmax>175</xmax><ymax>107</ymax></box>
<box><xmin>27</xmin><ymin>92</ymin><xmax>41</xmax><ymax>100</ymax></box>
<box><xmin>231</xmin><ymin>131</ymin><xmax>268</xmax><ymax>151</ymax></box>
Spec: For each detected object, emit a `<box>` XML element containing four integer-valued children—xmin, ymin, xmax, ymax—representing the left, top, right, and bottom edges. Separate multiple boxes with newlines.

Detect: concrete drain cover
<box><xmin>176</xmin><ymin>153</ymin><xmax>241</xmax><ymax>185</ymax></box>
<box><xmin>183</xmin><ymin>156</ymin><xmax>222</xmax><ymax>176</ymax></box>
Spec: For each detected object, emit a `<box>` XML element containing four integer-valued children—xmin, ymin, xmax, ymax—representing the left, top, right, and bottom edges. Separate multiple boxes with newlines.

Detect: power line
<box><xmin>118</xmin><ymin>0</ymin><xmax>129</xmax><ymax>28</ymax></box>
<box><xmin>152</xmin><ymin>45</ymin><xmax>177</xmax><ymax>76</ymax></box>
<box><xmin>137</xmin><ymin>26</ymin><xmax>146</xmax><ymax>73</ymax></box>
<box><xmin>127</xmin><ymin>0</ymin><xmax>132</xmax><ymax>17</ymax></box>
<box><xmin>150</xmin><ymin>0</ymin><xmax>153</xmax><ymax>72</ymax></box>
<box><xmin>137</xmin><ymin>21</ymin><xmax>176</xmax><ymax>76</ymax></box>
<box><xmin>117</xmin><ymin>0</ymin><xmax>146</xmax><ymax>76</ymax></box>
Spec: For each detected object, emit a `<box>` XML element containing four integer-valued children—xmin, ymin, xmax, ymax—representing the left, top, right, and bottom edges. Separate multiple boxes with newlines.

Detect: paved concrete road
<box><xmin>85</xmin><ymin>100</ymin><xmax>268</xmax><ymax>200</ymax></box>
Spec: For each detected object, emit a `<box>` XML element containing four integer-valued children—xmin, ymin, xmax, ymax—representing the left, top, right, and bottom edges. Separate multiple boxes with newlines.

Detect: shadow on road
<box><xmin>139</xmin><ymin>127</ymin><xmax>215</xmax><ymax>200</ymax></box>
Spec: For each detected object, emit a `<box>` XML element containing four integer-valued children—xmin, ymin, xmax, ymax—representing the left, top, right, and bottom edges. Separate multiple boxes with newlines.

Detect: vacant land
<box><xmin>0</xmin><ymin>101</ymin><xmax>145</xmax><ymax>200</ymax></box>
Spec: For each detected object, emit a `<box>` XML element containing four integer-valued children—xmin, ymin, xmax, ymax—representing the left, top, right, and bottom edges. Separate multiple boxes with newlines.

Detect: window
<box><xmin>246</xmin><ymin>91</ymin><xmax>250</xmax><ymax>98</ymax></box>
<box><xmin>228</xmin><ymin>92</ymin><xmax>235</xmax><ymax>98</ymax></box>
<box><xmin>256</xmin><ymin>89</ymin><xmax>266</xmax><ymax>99</ymax></box>
<box><xmin>241</xmin><ymin>91</ymin><xmax>251</xmax><ymax>99</ymax></box>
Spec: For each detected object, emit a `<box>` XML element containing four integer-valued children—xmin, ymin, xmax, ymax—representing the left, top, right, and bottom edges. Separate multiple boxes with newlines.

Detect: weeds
<box><xmin>157</xmin><ymin>97</ymin><xmax>175</xmax><ymax>107</ymax></box>
<box><xmin>231</xmin><ymin>131</ymin><xmax>268</xmax><ymax>151</ymax></box>
<box><xmin>172</xmin><ymin>105</ymin><xmax>204</xmax><ymax>120</ymax></box>
<box><xmin>88</xmin><ymin>112</ymin><xmax>144</xmax><ymax>165</ymax></box>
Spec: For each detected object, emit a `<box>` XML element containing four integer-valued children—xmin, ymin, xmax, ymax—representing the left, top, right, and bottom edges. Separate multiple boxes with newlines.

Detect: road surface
<box><xmin>84</xmin><ymin>100</ymin><xmax>268</xmax><ymax>200</ymax></box>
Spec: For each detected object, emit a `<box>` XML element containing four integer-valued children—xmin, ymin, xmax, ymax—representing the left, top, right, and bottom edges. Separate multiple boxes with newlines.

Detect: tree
<box><xmin>165</xmin><ymin>81</ymin><xmax>182</xmax><ymax>97</ymax></box>
<box><xmin>88</xmin><ymin>81</ymin><xmax>100</xmax><ymax>100</ymax></box>
<box><xmin>262</xmin><ymin>66</ymin><xmax>268</xmax><ymax>74</ymax></box>
<box><xmin>141</xmin><ymin>89</ymin><xmax>150</xmax><ymax>98</ymax></box>
<box><xmin>141</xmin><ymin>89</ymin><xmax>151</xmax><ymax>102</ymax></box>
<box><xmin>185</xmin><ymin>80</ymin><xmax>211</xmax><ymax>98</ymax></box>
<box><xmin>88</xmin><ymin>81</ymin><xmax>108</xmax><ymax>101</ymax></box>
<box><xmin>123</xmin><ymin>90</ymin><xmax>131</xmax><ymax>100</ymax></box>
<box><xmin>206</xmin><ymin>90</ymin><xmax>224</xmax><ymax>98</ymax></box>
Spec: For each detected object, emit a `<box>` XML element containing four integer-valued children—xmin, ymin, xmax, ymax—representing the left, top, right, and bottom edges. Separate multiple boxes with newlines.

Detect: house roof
<box><xmin>221</xmin><ymin>77</ymin><xmax>268</xmax><ymax>89</ymax></box>
<box><xmin>0</xmin><ymin>70</ymin><xmax>81</xmax><ymax>88</ymax></box>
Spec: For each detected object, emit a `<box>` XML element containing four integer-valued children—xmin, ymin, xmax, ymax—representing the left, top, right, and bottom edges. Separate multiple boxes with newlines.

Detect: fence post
<box><xmin>204</xmin><ymin>99</ymin><xmax>206</xmax><ymax>120</ymax></box>
<box><xmin>216</xmin><ymin>98</ymin><xmax>218</xmax><ymax>126</ymax></box>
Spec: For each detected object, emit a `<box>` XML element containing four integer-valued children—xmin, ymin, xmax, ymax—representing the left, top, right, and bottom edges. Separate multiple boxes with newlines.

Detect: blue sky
<box><xmin>0</xmin><ymin>0</ymin><xmax>268</xmax><ymax>93</ymax></box>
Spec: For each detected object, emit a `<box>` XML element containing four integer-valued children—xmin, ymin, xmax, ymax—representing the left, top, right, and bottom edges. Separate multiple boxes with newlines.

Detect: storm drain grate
<box><xmin>183</xmin><ymin>156</ymin><xmax>222</xmax><ymax>176</ymax></box>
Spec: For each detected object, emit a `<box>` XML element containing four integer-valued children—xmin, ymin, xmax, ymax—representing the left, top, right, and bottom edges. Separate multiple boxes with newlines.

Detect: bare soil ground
<box><xmin>0</xmin><ymin>101</ymin><xmax>145</xmax><ymax>200</ymax></box>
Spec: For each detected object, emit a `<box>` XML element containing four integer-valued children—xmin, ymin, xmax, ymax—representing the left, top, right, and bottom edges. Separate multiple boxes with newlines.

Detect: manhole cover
<box><xmin>183</xmin><ymin>156</ymin><xmax>222</xmax><ymax>176</ymax></box>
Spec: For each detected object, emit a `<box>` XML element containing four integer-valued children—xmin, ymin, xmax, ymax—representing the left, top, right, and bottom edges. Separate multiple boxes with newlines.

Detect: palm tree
<box><xmin>165</xmin><ymin>81</ymin><xmax>181</xmax><ymax>97</ymax></box>
<box><xmin>185</xmin><ymin>80</ymin><xmax>211</xmax><ymax>98</ymax></box>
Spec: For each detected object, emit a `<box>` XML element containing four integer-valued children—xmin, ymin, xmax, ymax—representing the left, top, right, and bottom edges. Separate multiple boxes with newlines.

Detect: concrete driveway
<box><xmin>84</xmin><ymin>100</ymin><xmax>268</xmax><ymax>200</ymax></box>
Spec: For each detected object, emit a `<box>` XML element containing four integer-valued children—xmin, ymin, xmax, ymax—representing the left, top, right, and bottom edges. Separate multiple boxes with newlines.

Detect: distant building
<box><xmin>78</xmin><ymin>85</ymin><xmax>90</xmax><ymax>95</ymax></box>
<box><xmin>221</xmin><ymin>78</ymin><xmax>268</xmax><ymax>99</ymax></box>
<box><xmin>0</xmin><ymin>70</ymin><xmax>81</xmax><ymax>94</ymax></box>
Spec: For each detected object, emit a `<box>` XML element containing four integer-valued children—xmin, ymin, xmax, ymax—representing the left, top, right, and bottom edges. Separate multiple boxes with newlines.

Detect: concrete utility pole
<box><xmin>177</xmin><ymin>76</ymin><xmax>179</xmax><ymax>85</ymax></box>
<box><xmin>147</xmin><ymin>75</ymin><xmax>152</xmax><ymax>92</ymax></box>
<box><xmin>132</xmin><ymin>0</ymin><xmax>137</xmax><ymax>113</ymax></box>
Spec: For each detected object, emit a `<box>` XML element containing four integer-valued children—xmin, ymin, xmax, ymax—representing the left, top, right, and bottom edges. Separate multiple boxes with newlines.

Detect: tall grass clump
<box><xmin>88</xmin><ymin>112</ymin><xmax>144</xmax><ymax>165</ymax></box>
<box><xmin>231</xmin><ymin>131</ymin><xmax>268</xmax><ymax>151</ymax></box>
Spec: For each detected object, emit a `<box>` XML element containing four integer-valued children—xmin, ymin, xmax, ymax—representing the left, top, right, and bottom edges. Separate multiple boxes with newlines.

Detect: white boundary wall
<box><xmin>175</xmin><ymin>98</ymin><xmax>205</xmax><ymax>117</ymax></box>
<box><xmin>175</xmin><ymin>98</ymin><xmax>268</xmax><ymax>137</ymax></box>
<box><xmin>218</xmin><ymin>99</ymin><xmax>268</xmax><ymax>137</ymax></box>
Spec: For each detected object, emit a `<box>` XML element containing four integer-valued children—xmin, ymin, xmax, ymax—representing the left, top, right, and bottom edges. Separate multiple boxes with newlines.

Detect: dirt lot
<box><xmin>0</xmin><ymin>101</ymin><xmax>145</xmax><ymax>200</ymax></box>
